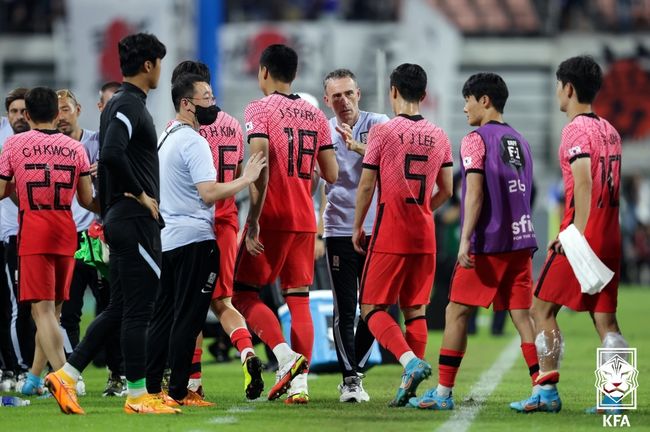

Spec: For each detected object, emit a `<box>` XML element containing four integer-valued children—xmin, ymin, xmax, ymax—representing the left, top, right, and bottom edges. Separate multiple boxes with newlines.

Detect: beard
<box><xmin>11</xmin><ymin>120</ymin><xmax>29</xmax><ymax>134</ymax></box>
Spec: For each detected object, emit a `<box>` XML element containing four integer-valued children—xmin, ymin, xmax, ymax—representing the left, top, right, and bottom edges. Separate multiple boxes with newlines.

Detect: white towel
<box><xmin>557</xmin><ymin>224</ymin><xmax>615</xmax><ymax>295</ymax></box>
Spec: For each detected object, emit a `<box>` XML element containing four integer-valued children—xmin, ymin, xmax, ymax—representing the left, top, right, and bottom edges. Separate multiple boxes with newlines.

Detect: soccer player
<box><xmin>511</xmin><ymin>55</ymin><xmax>625</xmax><ymax>414</ymax></box>
<box><xmin>353</xmin><ymin>63</ymin><xmax>453</xmax><ymax>407</ymax></box>
<box><xmin>0</xmin><ymin>87</ymin><xmax>96</xmax><ymax>406</ymax></box>
<box><xmin>231</xmin><ymin>44</ymin><xmax>339</xmax><ymax>404</ymax></box>
<box><xmin>145</xmin><ymin>71</ymin><xmax>266</xmax><ymax>406</ymax></box>
<box><xmin>46</xmin><ymin>32</ymin><xmax>176</xmax><ymax>415</ymax></box>
<box><xmin>410</xmin><ymin>73</ymin><xmax>538</xmax><ymax>410</ymax></box>
<box><xmin>0</xmin><ymin>88</ymin><xmax>32</xmax><ymax>392</ymax></box>
<box><xmin>320</xmin><ymin>68</ymin><xmax>388</xmax><ymax>402</ymax></box>
<box><xmin>167</xmin><ymin>60</ymin><xmax>266</xmax><ymax>400</ymax></box>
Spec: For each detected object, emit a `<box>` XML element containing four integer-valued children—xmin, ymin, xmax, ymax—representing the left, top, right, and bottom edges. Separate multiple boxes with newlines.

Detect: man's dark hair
<box><xmin>555</xmin><ymin>55</ymin><xmax>603</xmax><ymax>104</ymax></box>
<box><xmin>172</xmin><ymin>73</ymin><xmax>207</xmax><ymax>112</ymax></box>
<box><xmin>25</xmin><ymin>87</ymin><xmax>58</xmax><ymax>123</ymax></box>
<box><xmin>389</xmin><ymin>63</ymin><xmax>427</xmax><ymax>103</ymax></box>
<box><xmin>171</xmin><ymin>60</ymin><xmax>211</xmax><ymax>85</ymax></box>
<box><xmin>5</xmin><ymin>87</ymin><xmax>28</xmax><ymax>111</ymax></box>
<box><xmin>323</xmin><ymin>68</ymin><xmax>358</xmax><ymax>91</ymax></box>
<box><xmin>100</xmin><ymin>81</ymin><xmax>121</xmax><ymax>94</ymax></box>
<box><xmin>462</xmin><ymin>73</ymin><xmax>509</xmax><ymax>113</ymax></box>
<box><xmin>118</xmin><ymin>33</ymin><xmax>167</xmax><ymax>77</ymax></box>
<box><xmin>260</xmin><ymin>44</ymin><xmax>298</xmax><ymax>84</ymax></box>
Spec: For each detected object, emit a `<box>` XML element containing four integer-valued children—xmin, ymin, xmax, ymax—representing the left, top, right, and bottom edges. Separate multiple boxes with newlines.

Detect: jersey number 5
<box><xmin>404</xmin><ymin>154</ymin><xmax>428</xmax><ymax>205</ymax></box>
<box><xmin>25</xmin><ymin>164</ymin><xmax>76</xmax><ymax>210</ymax></box>
<box><xmin>283</xmin><ymin>128</ymin><xmax>317</xmax><ymax>179</ymax></box>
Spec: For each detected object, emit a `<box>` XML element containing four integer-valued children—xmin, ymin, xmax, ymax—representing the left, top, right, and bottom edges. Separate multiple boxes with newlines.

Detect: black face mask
<box><xmin>192</xmin><ymin>103</ymin><xmax>219</xmax><ymax>126</ymax></box>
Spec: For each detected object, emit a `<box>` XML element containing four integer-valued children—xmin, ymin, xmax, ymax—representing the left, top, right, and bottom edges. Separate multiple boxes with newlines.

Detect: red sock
<box><xmin>190</xmin><ymin>348</ymin><xmax>202</xmax><ymax>379</ymax></box>
<box><xmin>232</xmin><ymin>290</ymin><xmax>285</xmax><ymax>349</ymax></box>
<box><xmin>438</xmin><ymin>348</ymin><xmax>465</xmax><ymax>388</ymax></box>
<box><xmin>230</xmin><ymin>327</ymin><xmax>254</xmax><ymax>353</ymax></box>
<box><xmin>521</xmin><ymin>342</ymin><xmax>540</xmax><ymax>385</ymax></box>
<box><xmin>366</xmin><ymin>310</ymin><xmax>411</xmax><ymax>361</ymax></box>
<box><xmin>405</xmin><ymin>316</ymin><xmax>428</xmax><ymax>359</ymax></box>
<box><xmin>285</xmin><ymin>294</ymin><xmax>313</xmax><ymax>362</ymax></box>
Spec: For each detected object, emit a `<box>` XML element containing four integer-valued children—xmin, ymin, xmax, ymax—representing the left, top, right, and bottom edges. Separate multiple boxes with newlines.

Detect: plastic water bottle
<box><xmin>1</xmin><ymin>396</ymin><xmax>30</xmax><ymax>406</ymax></box>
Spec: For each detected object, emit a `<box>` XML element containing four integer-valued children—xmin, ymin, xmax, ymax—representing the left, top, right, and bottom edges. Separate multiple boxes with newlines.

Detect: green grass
<box><xmin>1</xmin><ymin>286</ymin><xmax>648</xmax><ymax>431</ymax></box>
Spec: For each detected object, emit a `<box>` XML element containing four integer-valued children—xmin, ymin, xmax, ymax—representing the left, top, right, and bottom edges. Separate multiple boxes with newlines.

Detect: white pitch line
<box><xmin>437</xmin><ymin>336</ymin><xmax>521</xmax><ymax>432</ymax></box>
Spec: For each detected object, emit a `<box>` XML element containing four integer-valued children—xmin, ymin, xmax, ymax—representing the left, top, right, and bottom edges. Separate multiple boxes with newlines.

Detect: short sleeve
<box><xmin>561</xmin><ymin>123</ymin><xmax>591</xmax><ymax>165</ymax></box>
<box><xmin>183</xmin><ymin>134</ymin><xmax>217</xmax><ymax>185</ymax></box>
<box><xmin>236</xmin><ymin>122</ymin><xmax>244</xmax><ymax>163</ymax></box>
<box><xmin>0</xmin><ymin>138</ymin><xmax>15</xmax><ymax>180</ymax></box>
<box><xmin>362</xmin><ymin>124</ymin><xmax>382</xmax><ymax>170</ymax></box>
<box><xmin>76</xmin><ymin>143</ymin><xmax>91</xmax><ymax>176</ymax></box>
<box><xmin>460</xmin><ymin>132</ymin><xmax>485</xmax><ymax>172</ymax></box>
<box><xmin>318</xmin><ymin>112</ymin><xmax>334</xmax><ymax>151</ymax></box>
<box><xmin>244</xmin><ymin>100</ymin><xmax>268</xmax><ymax>142</ymax></box>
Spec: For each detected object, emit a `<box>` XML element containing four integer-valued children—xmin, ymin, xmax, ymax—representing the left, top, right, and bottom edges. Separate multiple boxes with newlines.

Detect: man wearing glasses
<box><xmin>145</xmin><ymin>72</ymin><xmax>266</xmax><ymax>406</ymax></box>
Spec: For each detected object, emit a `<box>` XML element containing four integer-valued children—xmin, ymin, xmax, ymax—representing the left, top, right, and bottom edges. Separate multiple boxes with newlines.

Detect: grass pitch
<box><xmin>1</xmin><ymin>286</ymin><xmax>648</xmax><ymax>432</ymax></box>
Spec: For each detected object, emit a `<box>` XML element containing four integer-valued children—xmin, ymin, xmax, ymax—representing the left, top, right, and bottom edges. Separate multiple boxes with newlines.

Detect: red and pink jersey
<box><xmin>199</xmin><ymin>111</ymin><xmax>244</xmax><ymax>230</ymax></box>
<box><xmin>558</xmin><ymin>113</ymin><xmax>621</xmax><ymax>257</ymax></box>
<box><xmin>460</xmin><ymin>132</ymin><xmax>486</xmax><ymax>171</ymax></box>
<box><xmin>244</xmin><ymin>92</ymin><xmax>332</xmax><ymax>232</ymax></box>
<box><xmin>0</xmin><ymin>129</ymin><xmax>90</xmax><ymax>256</ymax></box>
<box><xmin>362</xmin><ymin>114</ymin><xmax>453</xmax><ymax>254</ymax></box>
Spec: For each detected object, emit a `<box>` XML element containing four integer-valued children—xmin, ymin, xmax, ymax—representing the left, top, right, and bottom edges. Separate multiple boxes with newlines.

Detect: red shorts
<box><xmin>535</xmin><ymin>251</ymin><xmax>620</xmax><ymax>313</ymax></box>
<box><xmin>19</xmin><ymin>254</ymin><xmax>75</xmax><ymax>302</ymax></box>
<box><xmin>234</xmin><ymin>228</ymin><xmax>314</xmax><ymax>289</ymax></box>
<box><xmin>449</xmin><ymin>249</ymin><xmax>533</xmax><ymax>311</ymax></box>
<box><xmin>213</xmin><ymin>223</ymin><xmax>238</xmax><ymax>299</ymax></box>
<box><xmin>360</xmin><ymin>252</ymin><xmax>435</xmax><ymax>307</ymax></box>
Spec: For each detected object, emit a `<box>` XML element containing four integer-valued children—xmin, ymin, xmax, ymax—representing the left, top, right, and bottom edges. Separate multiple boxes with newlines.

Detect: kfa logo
<box><xmin>602</xmin><ymin>414</ymin><xmax>631</xmax><ymax>427</ymax></box>
<box><xmin>360</xmin><ymin>131</ymin><xmax>368</xmax><ymax>145</ymax></box>
<box><xmin>595</xmin><ymin>348</ymin><xmax>638</xmax><ymax>410</ymax></box>
<box><xmin>500</xmin><ymin>135</ymin><xmax>524</xmax><ymax>168</ymax></box>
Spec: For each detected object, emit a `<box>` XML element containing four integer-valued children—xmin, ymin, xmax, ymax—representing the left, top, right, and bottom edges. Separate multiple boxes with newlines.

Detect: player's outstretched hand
<box><xmin>457</xmin><ymin>238</ymin><xmax>474</xmax><ymax>269</ymax></box>
<box><xmin>548</xmin><ymin>238</ymin><xmax>565</xmax><ymax>255</ymax></box>
<box><xmin>352</xmin><ymin>227</ymin><xmax>367</xmax><ymax>255</ymax></box>
<box><xmin>125</xmin><ymin>191</ymin><xmax>159</xmax><ymax>221</ymax></box>
<box><xmin>245</xmin><ymin>221</ymin><xmax>264</xmax><ymax>256</ymax></box>
<box><xmin>243</xmin><ymin>151</ymin><xmax>267</xmax><ymax>184</ymax></box>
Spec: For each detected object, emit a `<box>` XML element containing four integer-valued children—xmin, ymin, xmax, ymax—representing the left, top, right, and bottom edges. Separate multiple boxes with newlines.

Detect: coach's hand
<box><xmin>245</xmin><ymin>222</ymin><xmax>264</xmax><ymax>256</ymax></box>
<box><xmin>89</xmin><ymin>162</ymin><xmax>98</xmax><ymax>178</ymax></box>
<box><xmin>548</xmin><ymin>238</ymin><xmax>565</xmax><ymax>255</ymax></box>
<box><xmin>336</xmin><ymin>123</ymin><xmax>363</xmax><ymax>154</ymax></box>
<box><xmin>457</xmin><ymin>238</ymin><xmax>474</xmax><ymax>269</ymax></box>
<box><xmin>352</xmin><ymin>227</ymin><xmax>367</xmax><ymax>255</ymax></box>
<box><xmin>125</xmin><ymin>191</ymin><xmax>159</xmax><ymax>221</ymax></box>
<box><xmin>243</xmin><ymin>151</ymin><xmax>267</xmax><ymax>184</ymax></box>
